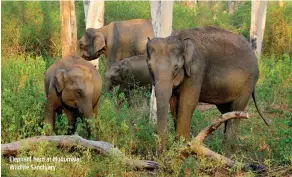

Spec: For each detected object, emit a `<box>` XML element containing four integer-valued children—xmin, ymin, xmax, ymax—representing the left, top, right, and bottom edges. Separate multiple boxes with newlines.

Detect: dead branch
<box><xmin>195</xmin><ymin>111</ymin><xmax>249</xmax><ymax>143</ymax></box>
<box><xmin>1</xmin><ymin>135</ymin><xmax>158</xmax><ymax>171</ymax></box>
<box><xmin>181</xmin><ymin>111</ymin><xmax>258</xmax><ymax>170</ymax></box>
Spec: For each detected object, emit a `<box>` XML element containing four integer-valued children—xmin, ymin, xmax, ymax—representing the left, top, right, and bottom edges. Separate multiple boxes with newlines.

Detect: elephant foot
<box><xmin>222</xmin><ymin>136</ymin><xmax>242</xmax><ymax>157</ymax></box>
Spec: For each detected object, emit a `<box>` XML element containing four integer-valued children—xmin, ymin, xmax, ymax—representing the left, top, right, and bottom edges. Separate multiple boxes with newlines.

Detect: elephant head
<box><xmin>78</xmin><ymin>28</ymin><xmax>106</xmax><ymax>60</ymax></box>
<box><xmin>104</xmin><ymin>61</ymin><xmax>129</xmax><ymax>92</ymax></box>
<box><xmin>55</xmin><ymin>64</ymin><xmax>95</xmax><ymax>118</ymax></box>
<box><xmin>146</xmin><ymin>37</ymin><xmax>194</xmax><ymax>149</ymax></box>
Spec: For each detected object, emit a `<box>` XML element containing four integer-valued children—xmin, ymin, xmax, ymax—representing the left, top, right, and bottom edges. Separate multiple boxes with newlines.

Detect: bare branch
<box><xmin>1</xmin><ymin>135</ymin><xmax>158</xmax><ymax>171</ymax></box>
<box><xmin>195</xmin><ymin>111</ymin><xmax>249</xmax><ymax>143</ymax></box>
<box><xmin>181</xmin><ymin>111</ymin><xmax>257</xmax><ymax>170</ymax></box>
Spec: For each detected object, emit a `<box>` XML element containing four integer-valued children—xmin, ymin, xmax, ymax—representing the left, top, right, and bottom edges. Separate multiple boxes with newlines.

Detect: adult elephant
<box><xmin>78</xmin><ymin>19</ymin><xmax>154</xmax><ymax>69</ymax></box>
<box><xmin>146</xmin><ymin>26</ymin><xmax>270</xmax><ymax>151</ymax></box>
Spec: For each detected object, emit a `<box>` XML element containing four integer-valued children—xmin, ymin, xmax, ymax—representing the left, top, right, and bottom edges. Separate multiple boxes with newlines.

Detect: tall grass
<box><xmin>1</xmin><ymin>1</ymin><xmax>292</xmax><ymax>176</ymax></box>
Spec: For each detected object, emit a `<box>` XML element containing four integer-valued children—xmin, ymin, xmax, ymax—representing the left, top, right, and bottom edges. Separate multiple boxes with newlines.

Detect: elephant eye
<box><xmin>76</xmin><ymin>89</ymin><xmax>83</xmax><ymax>95</ymax></box>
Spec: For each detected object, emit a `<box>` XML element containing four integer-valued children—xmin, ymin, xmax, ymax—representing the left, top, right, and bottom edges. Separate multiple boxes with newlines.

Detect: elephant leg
<box><xmin>169</xmin><ymin>95</ymin><xmax>179</xmax><ymax>132</ymax></box>
<box><xmin>216</xmin><ymin>102</ymin><xmax>232</xmax><ymax>133</ymax></box>
<box><xmin>93</xmin><ymin>98</ymin><xmax>100</xmax><ymax>118</ymax></box>
<box><xmin>64</xmin><ymin>109</ymin><xmax>78</xmax><ymax>135</ymax></box>
<box><xmin>176</xmin><ymin>81</ymin><xmax>201</xmax><ymax>139</ymax></box>
<box><xmin>44</xmin><ymin>103</ymin><xmax>58</xmax><ymax>135</ymax></box>
<box><xmin>217</xmin><ymin>96</ymin><xmax>250</xmax><ymax>154</ymax></box>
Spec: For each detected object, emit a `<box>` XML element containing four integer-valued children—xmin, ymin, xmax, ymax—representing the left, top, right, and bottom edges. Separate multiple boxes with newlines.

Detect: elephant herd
<box><xmin>44</xmin><ymin>19</ymin><xmax>269</xmax><ymax>152</ymax></box>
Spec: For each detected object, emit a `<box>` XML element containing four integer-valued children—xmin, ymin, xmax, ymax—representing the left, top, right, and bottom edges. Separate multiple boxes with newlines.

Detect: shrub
<box><xmin>1</xmin><ymin>56</ymin><xmax>47</xmax><ymax>143</ymax></box>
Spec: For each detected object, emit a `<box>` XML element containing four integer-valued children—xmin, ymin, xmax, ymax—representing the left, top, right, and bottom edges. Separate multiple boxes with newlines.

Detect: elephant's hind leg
<box><xmin>216</xmin><ymin>96</ymin><xmax>250</xmax><ymax>154</ymax></box>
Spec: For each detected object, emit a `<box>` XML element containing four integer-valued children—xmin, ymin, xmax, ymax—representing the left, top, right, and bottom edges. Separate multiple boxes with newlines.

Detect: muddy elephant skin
<box><xmin>146</xmin><ymin>26</ymin><xmax>269</xmax><ymax>151</ymax></box>
<box><xmin>78</xmin><ymin>19</ymin><xmax>154</xmax><ymax>69</ymax></box>
<box><xmin>44</xmin><ymin>55</ymin><xmax>102</xmax><ymax>137</ymax></box>
<box><xmin>105</xmin><ymin>55</ymin><xmax>151</xmax><ymax>97</ymax></box>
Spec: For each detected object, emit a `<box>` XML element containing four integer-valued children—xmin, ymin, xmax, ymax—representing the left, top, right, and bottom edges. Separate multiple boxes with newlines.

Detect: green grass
<box><xmin>1</xmin><ymin>1</ymin><xmax>292</xmax><ymax>176</ymax></box>
<box><xmin>2</xmin><ymin>54</ymin><xmax>291</xmax><ymax>176</ymax></box>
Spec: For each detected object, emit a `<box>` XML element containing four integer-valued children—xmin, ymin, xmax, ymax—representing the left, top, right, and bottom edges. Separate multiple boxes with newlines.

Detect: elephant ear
<box><xmin>93</xmin><ymin>31</ymin><xmax>106</xmax><ymax>53</ymax></box>
<box><xmin>183</xmin><ymin>38</ymin><xmax>195</xmax><ymax>77</ymax></box>
<box><xmin>55</xmin><ymin>69</ymin><xmax>67</xmax><ymax>93</ymax></box>
<box><xmin>119</xmin><ymin>61</ymin><xmax>129</xmax><ymax>80</ymax></box>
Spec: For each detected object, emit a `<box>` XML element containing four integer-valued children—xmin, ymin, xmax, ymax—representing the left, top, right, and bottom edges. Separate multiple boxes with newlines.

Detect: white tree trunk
<box><xmin>228</xmin><ymin>0</ymin><xmax>234</xmax><ymax>15</ymax></box>
<box><xmin>149</xmin><ymin>1</ymin><xmax>174</xmax><ymax>125</ymax></box>
<box><xmin>60</xmin><ymin>0</ymin><xmax>77</xmax><ymax>57</ymax></box>
<box><xmin>279</xmin><ymin>0</ymin><xmax>283</xmax><ymax>7</ymax></box>
<box><xmin>250</xmin><ymin>0</ymin><xmax>267</xmax><ymax>59</ymax></box>
<box><xmin>83</xmin><ymin>0</ymin><xmax>90</xmax><ymax>23</ymax></box>
<box><xmin>84</xmin><ymin>0</ymin><xmax>104</xmax><ymax>70</ymax></box>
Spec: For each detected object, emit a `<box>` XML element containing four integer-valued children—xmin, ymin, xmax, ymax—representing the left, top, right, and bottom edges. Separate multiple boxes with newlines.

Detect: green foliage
<box><xmin>1</xmin><ymin>56</ymin><xmax>47</xmax><ymax>143</ymax></box>
<box><xmin>263</xmin><ymin>2</ymin><xmax>292</xmax><ymax>56</ymax></box>
<box><xmin>2</xmin><ymin>1</ymin><xmax>292</xmax><ymax>57</ymax></box>
<box><xmin>1</xmin><ymin>1</ymin><xmax>85</xmax><ymax>57</ymax></box>
<box><xmin>1</xmin><ymin>1</ymin><xmax>292</xmax><ymax>176</ymax></box>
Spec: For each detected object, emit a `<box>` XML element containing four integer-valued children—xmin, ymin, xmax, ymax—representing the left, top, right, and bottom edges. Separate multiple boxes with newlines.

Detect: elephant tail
<box><xmin>252</xmin><ymin>90</ymin><xmax>271</xmax><ymax>126</ymax></box>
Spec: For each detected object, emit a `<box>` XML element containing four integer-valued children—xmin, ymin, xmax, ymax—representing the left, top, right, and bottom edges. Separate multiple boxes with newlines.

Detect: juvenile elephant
<box><xmin>146</xmin><ymin>26</ymin><xmax>270</xmax><ymax>151</ymax></box>
<box><xmin>78</xmin><ymin>19</ymin><xmax>154</xmax><ymax>69</ymax></box>
<box><xmin>105</xmin><ymin>55</ymin><xmax>151</xmax><ymax>97</ymax></box>
<box><xmin>44</xmin><ymin>55</ymin><xmax>102</xmax><ymax>137</ymax></box>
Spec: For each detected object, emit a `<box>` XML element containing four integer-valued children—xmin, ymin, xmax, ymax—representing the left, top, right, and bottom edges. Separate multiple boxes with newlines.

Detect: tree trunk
<box><xmin>250</xmin><ymin>1</ymin><xmax>268</xmax><ymax>59</ymax></box>
<box><xmin>228</xmin><ymin>0</ymin><xmax>234</xmax><ymax>15</ymax></box>
<box><xmin>83</xmin><ymin>0</ymin><xmax>90</xmax><ymax>23</ymax></box>
<box><xmin>149</xmin><ymin>1</ymin><xmax>174</xmax><ymax>125</ymax></box>
<box><xmin>60</xmin><ymin>0</ymin><xmax>77</xmax><ymax>57</ymax></box>
<box><xmin>279</xmin><ymin>0</ymin><xmax>283</xmax><ymax>7</ymax></box>
<box><xmin>84</xmin><ymin>0</ymin><xmax>105</xmax><ymax>70</ymax></box>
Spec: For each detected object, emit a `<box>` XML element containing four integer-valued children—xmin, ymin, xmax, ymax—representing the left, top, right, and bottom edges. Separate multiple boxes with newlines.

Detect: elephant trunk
<box><xmin>155</xmin><ymin>79</ymin><xmax>173</xmax><ymax>151</ymax></box>
<box><xmin>78</xmin><ymin>98</ymin><xmax>94</xmax><ymax>139</ymax></box>
<box><xmin>79</xmin><ymin>101</ymin><xmax>94</xmax><ymax>118</ymax></box>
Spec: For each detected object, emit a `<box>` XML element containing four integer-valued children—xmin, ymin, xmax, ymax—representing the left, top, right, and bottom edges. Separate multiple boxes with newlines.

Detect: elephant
<box><xmin>44</xmin><ymin>55</ymin><xmax>102</xmax><ymax>137</ymax></box>
<box><xmin>145</xmin><ymin>26</ymin><xmax>270</xmax><ymax>152</ymax></box>
<box><xmin>78</xmin><ymin>19</ymin><xmax>154</xmax><ymax>69</ymax></box>
<box><xmin>104</xmin><ymin>55</ymin><xmax>151</xmax><ymax>98</ymax></box>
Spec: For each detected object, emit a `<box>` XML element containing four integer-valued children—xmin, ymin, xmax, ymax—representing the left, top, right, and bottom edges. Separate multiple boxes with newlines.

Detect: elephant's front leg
<box><xmin>64</xmin><ymin>109</ymin><xmax>78</xmax><ymax>135</ymax></box>
<box><xmin>176</xmin><ymin>79</ymin><xmax>201</xmax><ymax>139</ymax></box>
<box><xmin>169</xmin><ymin>89</ymin><xmax>179</xmax><ymax>131</ymax></box>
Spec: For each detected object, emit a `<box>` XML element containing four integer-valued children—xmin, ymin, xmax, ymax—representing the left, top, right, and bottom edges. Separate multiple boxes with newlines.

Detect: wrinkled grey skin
<box><xmin>44</xmin><ymin>55</ymin><xmax>102</xmax><ymax>138</ymax></box>
<box><xmin>78</xmin><ymin>19</ymin><xmax>154</xmax><ymax>69</ymax></box>
<box><xmin>105</xmin><ymin>55</ymin><xmax>151</xmax><ymax>97</ymax></box>
<box><xmin>146</xmin><ymin>26</ymin><xmax>270</xmax><ymax>152</ymax></box>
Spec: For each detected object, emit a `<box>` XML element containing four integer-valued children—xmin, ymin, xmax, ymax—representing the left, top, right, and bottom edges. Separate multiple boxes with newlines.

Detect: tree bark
<box><xmin>250</xmin><ymin>0</ymin><xmax>268</xmax><ymax>59</ymax></box>
<box><xmin>83</xmin><ymin>0</ymin><xmax>90</xmax><ymax>23</ymax></box>
<box><xmin>149</xmin><ymin>0</ymin><xmax>174</xmax><ymax>125</ymax></box>
<box><xmin>84</xmin><ymin>0</ymin><xmax>105</xmax><ymax>70</ymax></box>
<box><xmin>228</xmin><ymin>0</ymin><xmax>234</xmax><ymax>15</ymax></box>
<box><xmin>279</xmin><ymin>0</ymin><xmax>283</xmax><ymax>7</ymax></box>
<box><xmin>60</xmin><ymin>0</ymin><xmax>77</xmax><ymax>57</ymax></box>
<box><xmin>2</xmin><ymin>135</ymin><xmax>158</xmax><ymax>170</ymax></box>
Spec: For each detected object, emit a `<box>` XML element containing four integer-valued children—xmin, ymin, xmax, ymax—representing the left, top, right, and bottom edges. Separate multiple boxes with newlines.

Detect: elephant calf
<box><xmin>105</xmin><ymin>55</ymin><xmax>151</xmax><ymax>97</ymax></box>
<box><xmin>44</xmin><ymin>55</ymin><xmax>102</xmax><ymax>137</ymax></box>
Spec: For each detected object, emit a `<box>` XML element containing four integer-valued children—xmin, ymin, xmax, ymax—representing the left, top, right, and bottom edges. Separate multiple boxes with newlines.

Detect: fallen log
<box><xmin>1</xmin><ymin>135</ymin><xmax>158</xmax><ymax>171</ymax></box>
<box><xmin>181</xmin><ymin>111</ymin><xmax>266</xmax><ymax>172</ymax></box>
